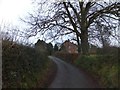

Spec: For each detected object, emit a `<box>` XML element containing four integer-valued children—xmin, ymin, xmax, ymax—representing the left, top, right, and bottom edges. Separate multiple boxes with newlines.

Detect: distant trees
<box><xmin>1</xmin><ymin>23</ymin><xmax>31</xmax><ymax>46</ymax></box>
<box><xmin>47</xmin><ymin>43</ymin><xmax>53</xmax><ymax>55</ymax></box>
<box><xmin>54</xmin><ymin>44</ymin><xmax>59</xmax><ymax>52</ymax></box>
<box><xmin>96</xmin><ymin>21</ymin><xmax>111</xmax><ymax>48</ymax></box>
<box><xmin>23</xmin><ymin>0</ymin><xmax>120</xmax><ymax>55</ymax></box>
<box><xmin>35</xmin><ymin>39</ymin><xmax>47</xmax><ymax>49</ymax></box>
<box><xmin>35</xmin><ymin>39</ymin><xmax>54</xmax><ymax>55</ymax></box>
<box><xmin>35</xmin><ymin>39</ymin><xmax>60</xmax><ymax>54</ymax></box>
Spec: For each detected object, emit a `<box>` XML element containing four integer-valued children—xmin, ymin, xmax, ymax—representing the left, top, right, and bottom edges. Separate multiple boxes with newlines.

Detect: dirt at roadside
<box><xmin>36</xmin><ymin>60</ymin><xmax>57</xmax><ymax>88</ymax></box>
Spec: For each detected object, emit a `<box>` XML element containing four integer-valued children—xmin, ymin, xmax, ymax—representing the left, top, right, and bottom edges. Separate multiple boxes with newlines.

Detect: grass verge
<box><xmin>74</xmin><ymin>55</ymin><xmax>119</xmax><ymax>88</ymax></box>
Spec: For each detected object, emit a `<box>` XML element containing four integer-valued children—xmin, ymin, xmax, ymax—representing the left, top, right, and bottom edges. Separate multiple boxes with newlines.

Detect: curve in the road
<box><xmin>48</xmin><ymin>56</ymin><xmax>99</xmax><ymax>88</ymax></box>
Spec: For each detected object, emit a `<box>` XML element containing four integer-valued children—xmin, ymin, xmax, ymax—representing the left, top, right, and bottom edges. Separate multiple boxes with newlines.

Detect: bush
<box><xmin>97</xmin><ymin>46</ymin><xmax>119</xmax><ymax>55</ymax></box>
<box><xmin>2</xmin><ymin>40</ymin><xmax>49</xmax><ymax>88</ymax></box>
<box><xmin>54</xmin><ymin>52</ymin><xmax>79</xmax><ymax>63</ymax></box>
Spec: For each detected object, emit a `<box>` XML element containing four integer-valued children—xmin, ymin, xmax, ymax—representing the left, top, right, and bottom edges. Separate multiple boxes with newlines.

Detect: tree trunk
<box><xmin>81</xmin><ymin>29</ymin><xmax>89</xmax><ymax>55</ymax></box>
<box><xmin>75</xmin><ymin>33</ymin><xmax>81</xmax><ymax>53</ymax></box>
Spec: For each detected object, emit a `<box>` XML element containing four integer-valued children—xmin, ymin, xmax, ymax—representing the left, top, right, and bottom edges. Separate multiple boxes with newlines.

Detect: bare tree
<box><xmin>0</xmin><ymin>23</ymin><xmax>31</xmax><ymax>46</ymax></box>
<box><xmin>23</xmin><ymin>0</ymin><xmax>120</xmax><ymax>55</ymax></box>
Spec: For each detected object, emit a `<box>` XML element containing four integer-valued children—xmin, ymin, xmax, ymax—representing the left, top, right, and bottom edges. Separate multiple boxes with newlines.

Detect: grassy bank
<box><xmin>2</xmin><ymin>40</ymin><xmax>54</xmax><ymax>88</ymax></box>
<box><xmin>54</xmin><ymin>47</ymin><xmax>119</xmax><ymax>88</ymax></box>
<box><xmin>74</xmin><ymin>54</ymin><xmax>119</xmax><ymax>88</ymax></box>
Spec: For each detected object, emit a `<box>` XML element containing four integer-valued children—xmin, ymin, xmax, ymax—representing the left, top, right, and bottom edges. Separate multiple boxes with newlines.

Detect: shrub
<box><xmin>54</xmin><ymin>52</ymin><xmax>79</xmax><ymax>63</ymax></box>
<box><xmin>2</xmin><ymin>40</ymin><xmax>49</xmax><ymax>88</ymax></box>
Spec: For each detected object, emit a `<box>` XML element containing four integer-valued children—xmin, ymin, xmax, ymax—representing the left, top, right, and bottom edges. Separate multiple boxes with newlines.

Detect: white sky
<box><xmin>0</xmin><ymin>0</ymin><xmax>33</xmax><ymax>26</ymax></box>
<box><xmin>0</xmin><ymin>0</ymin><xmax>119</xmax><ymax>46</ymax></box>
<box><xmin>0</xmin><ymin>0</ymin><xmax>38</xmax><ymax>44</ymax></box>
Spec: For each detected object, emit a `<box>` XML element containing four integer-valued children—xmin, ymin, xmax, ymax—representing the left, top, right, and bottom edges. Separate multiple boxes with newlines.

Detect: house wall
<box><xmin>63</xmin><ymin>41</ymin><xmax>78</xmax><ymax>53</ymax></box>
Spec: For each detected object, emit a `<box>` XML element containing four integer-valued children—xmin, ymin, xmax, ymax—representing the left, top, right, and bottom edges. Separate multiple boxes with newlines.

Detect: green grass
<box><xmin>74</xmin><ymin>54</ymin><xmax>119</xmax><ymax>88</ymax></box>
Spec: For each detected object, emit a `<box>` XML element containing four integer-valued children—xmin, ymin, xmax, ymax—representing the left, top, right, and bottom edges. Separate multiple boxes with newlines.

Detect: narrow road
<box><xmin>48</xmin><ymin>56</ymin><xmax>99</xmax><ymax>88</ymax></box>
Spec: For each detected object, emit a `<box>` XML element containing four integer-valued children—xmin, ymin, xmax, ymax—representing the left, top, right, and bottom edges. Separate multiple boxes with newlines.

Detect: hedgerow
<box><xmin>2</xmin><ymin>40</ymin><xmax>49</xmax><ymax>88</ymax></box>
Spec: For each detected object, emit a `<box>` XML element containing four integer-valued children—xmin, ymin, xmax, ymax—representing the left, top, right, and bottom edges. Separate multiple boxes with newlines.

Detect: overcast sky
<box><xmin>0</xmin><ymin>0</ymin><xmax>119</xmax><ymax>26</ymax></box>
<box><xmin>0</xmin><ymin>0</ymin><xmax>38</xmax><ymax>44</ymax></box>
<box><xmin>0</xmin><ymin>0</ymin><xmax>33</xmax><ymax>27</ymax></box>
<box><xmin>0</xmin><ymin>0</ymin><xmax>69</xmax><ymax>45</ymax></box>
<box><xmin>0</xmin><ymin>0</ymin><xmax>119</xmax><ymax>46</ymax></box>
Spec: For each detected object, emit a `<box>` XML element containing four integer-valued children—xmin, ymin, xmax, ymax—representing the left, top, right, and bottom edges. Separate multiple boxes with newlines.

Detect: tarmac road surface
<box><xmin>48</xmin><ymin>56</ymin><xmax>99</xmax><ymax>88</ymax></box>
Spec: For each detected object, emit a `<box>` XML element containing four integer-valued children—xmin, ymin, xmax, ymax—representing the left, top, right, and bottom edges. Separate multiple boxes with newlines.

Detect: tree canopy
<box><xmin>23</xmin><ymin>0</ymin><xmax>120</xmax><ymax>55</ymax></box>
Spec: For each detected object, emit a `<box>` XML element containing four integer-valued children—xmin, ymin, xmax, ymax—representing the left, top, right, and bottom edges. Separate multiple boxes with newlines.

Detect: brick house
<box><xmin>60</xmin><ymin>40</ymin><xmax>78</xmax><ymax>53</ymax></box>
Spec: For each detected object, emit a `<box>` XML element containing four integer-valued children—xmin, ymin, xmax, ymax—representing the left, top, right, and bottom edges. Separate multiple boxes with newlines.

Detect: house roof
<box><xmin>62</xmin><ymin>40</ymin><xmax>78</xmax><ymax>47</ymax></box>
